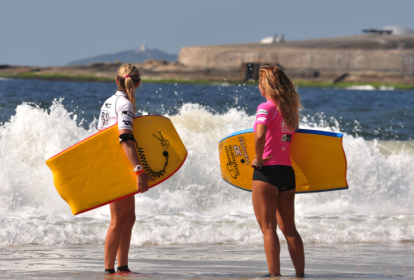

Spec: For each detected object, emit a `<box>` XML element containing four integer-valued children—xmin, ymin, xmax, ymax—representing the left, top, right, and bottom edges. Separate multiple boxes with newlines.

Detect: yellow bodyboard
<box><xmin>218</xmin><ymin>129</ymin><xmax>348</xmax><ymax>193</ymax></box>
<box><xmin>46</xmin><ymin>115</ymin><xmax>187</xmax><ymax>215</ymax></box>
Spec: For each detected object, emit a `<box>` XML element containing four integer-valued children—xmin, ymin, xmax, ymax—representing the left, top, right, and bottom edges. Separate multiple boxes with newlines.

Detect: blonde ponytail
<box><xmin>116</xmin><ymin>64</ymin><xmax>141</xmax><ymax>111</ymax></box>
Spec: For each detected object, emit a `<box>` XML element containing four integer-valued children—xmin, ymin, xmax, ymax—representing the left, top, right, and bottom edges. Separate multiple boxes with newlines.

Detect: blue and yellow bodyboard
<box><xmin>218</xmin><ymin>129</ymin><xmax>348</xmax><ymax>193</ymax></box>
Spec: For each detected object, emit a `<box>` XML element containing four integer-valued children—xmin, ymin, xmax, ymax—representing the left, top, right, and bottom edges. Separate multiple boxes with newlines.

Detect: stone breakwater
<box><xmin>178</xmin><ymin>34</ymin><xmax>414</xmax><ymax>84</ymax></box>
<box><xmin>1</xmin><ymin>34</ymin><xmax>414</xmax><ymax>84</ymax></box>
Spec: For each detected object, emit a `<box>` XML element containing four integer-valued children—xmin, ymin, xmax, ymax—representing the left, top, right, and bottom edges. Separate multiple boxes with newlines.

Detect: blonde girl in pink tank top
<box><xmin>251</xmin><ymin>66</ymin><xmax>304</xmax><ymax>277</ymax></box>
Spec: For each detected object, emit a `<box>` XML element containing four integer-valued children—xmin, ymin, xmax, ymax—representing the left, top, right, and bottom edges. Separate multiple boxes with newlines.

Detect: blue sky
<box><xmin>1</xmin><ymin>0</ymin><xmax>413</xmax><ymax>66</ymax></box>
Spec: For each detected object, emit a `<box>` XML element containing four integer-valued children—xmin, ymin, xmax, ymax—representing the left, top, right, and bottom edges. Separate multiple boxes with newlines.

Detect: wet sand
<box><xmin>1</xmin><ymin>243</ymin><xmax>413</xmax><ymax>279</ymax></box>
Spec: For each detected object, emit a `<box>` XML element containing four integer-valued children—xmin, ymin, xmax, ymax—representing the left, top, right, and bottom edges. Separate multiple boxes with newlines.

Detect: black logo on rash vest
<box><xmin>101</xmin><ymin>111</ymin><xmax>110</xmax><ymax>126</ymax></box>
<box><xmin>122</xmin><ymin>111</ymin><xmax>133</xmax><ymax>117</ymax></box>
<box><xmin>281</xmin><ymin>134</ymin><xmax>292</xmax><ymax>142</ymax></box>
<box><xmin>122</xmin><ymin>120</ymin><xmax>133</xmax><ymax>126</ymax></box>
<box><xmin>105</xmin><ymin>103</ymin><xmax>111</xmax><ymax>108</ymax></box>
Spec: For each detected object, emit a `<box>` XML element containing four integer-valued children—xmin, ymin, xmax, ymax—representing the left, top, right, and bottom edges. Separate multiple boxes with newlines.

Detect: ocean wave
<box><xmin>0</xmin><ymin>100</ymin><xmax>413</xmax><ymax>246</ymax></box>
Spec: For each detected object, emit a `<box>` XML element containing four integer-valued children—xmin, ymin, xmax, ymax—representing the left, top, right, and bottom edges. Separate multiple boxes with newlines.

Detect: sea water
<box><xmin>0</xmin><ymin>79</ymin><xmax>413</xmax><ymax>278</ymax></box>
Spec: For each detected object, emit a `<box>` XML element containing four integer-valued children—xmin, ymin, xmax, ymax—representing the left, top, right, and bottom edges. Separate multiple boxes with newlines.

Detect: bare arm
<box><xmin>119</xmin><ymin>128</ymin><xmax>154</xmax><ymax>193</ymax></box>
<box><xmin>119</xmin><ymin>129</ymin><xmax>141</xmax><ymax>167</ymax></box>
<box><xmin>254</xmin><ymin>124</ymin><xmax>267</xmax><ymax>163</ymax></box>
<box><xmin>253</xmin><ymin>124</ymin><xmax>272</xmax><ymax>168</ymax></box>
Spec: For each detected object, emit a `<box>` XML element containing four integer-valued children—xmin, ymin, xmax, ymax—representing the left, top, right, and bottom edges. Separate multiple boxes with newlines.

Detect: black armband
<box><xmin>119</xmin><ymin>133</ymin><xmax>135</xmax><ymax>144</ymax></box>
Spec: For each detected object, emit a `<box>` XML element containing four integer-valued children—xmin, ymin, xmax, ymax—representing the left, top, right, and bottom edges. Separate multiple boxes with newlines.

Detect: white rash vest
<box><xmin>97</xmin><ymin>91</ymin><xmax>135</xmax><ymax>131</ymax></box>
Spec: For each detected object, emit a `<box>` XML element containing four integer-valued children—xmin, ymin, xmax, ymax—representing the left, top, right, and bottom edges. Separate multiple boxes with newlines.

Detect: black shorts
<box><xmin>252</xmin><ymin>165</ymin><xmax>296</xmax><ymax>192</ymax></box>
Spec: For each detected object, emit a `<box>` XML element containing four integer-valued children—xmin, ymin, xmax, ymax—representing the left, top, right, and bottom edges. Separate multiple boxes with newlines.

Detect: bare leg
<box><xmin>117</xmin><ymin>197</ymin><xmax>136</xmax><ymax>267</ymax></box>
<box><xmin>252</xmin><ymin>180</ymin><xmax>280</xmax><ymax>275</ymax></box>
<box><xmin>104</xmin><ymin>196</ymin><xmax>135</xmax><ymax>270</ymax></box>
<box><xmin>276</xmin><ymin>189</ymin><xmax>305</xmax><ymax>275</ymax></box>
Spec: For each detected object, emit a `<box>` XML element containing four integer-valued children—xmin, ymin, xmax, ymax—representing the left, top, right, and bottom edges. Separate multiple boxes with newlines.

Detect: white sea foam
<box><xmin>345</xmin><ymin>85</ymin><xmax>376</xmax><ymax>90</ymax></box>
<box><xmin>0</xmin><ymin>101</ymin><xmax>413</xmax><ymax>246</ymax></box>
<box><xmin>346</xmin><ymin>84</ymin><xmax>394</xmax><ymax>91</ymax></box>
<box><xmin>379</xmin><ymin>85</ymin><xmax>395</xmax><ymax>91</ymax></box>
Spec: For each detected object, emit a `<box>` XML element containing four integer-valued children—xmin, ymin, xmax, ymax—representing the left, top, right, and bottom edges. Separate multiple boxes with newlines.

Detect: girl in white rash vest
<box><xmin>98</xmin><ymin>64</ymin><xmax>154</xmax><ymax>275</ymax></box>
<box><xmin>251</xmin><ymin>66</ymin><xmax>304</xmax><ymax>277</ymax></box>
<box><xmin>98</xmin><ymin>92</ymin><xmax>136</xmax><ymax>131</ymax></box>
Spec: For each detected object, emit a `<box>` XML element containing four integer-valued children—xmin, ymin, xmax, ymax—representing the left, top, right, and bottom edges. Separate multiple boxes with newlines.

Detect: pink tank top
<box><xmin>253</xmin><ymin>100</ymin><xmax>296</xmax><ymax>166</ymax></box>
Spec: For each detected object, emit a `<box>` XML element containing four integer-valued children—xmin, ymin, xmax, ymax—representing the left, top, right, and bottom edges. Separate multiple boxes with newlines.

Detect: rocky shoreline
<box><xmin>1</xmin><ymin>61</ymin><xmax>413</xmax><ymax>90</ymax></box>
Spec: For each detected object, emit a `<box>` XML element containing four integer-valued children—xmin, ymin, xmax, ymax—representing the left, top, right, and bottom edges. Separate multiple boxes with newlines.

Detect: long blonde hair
<box><xmin>116</xmin><ymin>64</ymin><xmax>141</xmax><ymax>111</ymax></box>
<box><xmin>259</xmin><ymin>65</ymin><xmax>302</xmax><ymax>129</ymax></box>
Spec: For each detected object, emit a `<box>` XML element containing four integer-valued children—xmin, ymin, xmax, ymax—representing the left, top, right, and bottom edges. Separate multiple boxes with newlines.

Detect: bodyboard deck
<box><xmin>46</xmin><ymin>115</ymin><xmax>187</xmax><ymax>215</ymax></box>
<box><xmin>218</xmin><ymin>129</ymin><xmax>348</xmax><ymax>193</ymax></box>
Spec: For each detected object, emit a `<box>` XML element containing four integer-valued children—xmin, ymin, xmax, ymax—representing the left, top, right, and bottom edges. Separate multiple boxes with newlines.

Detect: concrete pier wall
<box><xmin>178</xmin><ymin>35</ymin><xmax>414</xmax><ymax>81</ymax></box>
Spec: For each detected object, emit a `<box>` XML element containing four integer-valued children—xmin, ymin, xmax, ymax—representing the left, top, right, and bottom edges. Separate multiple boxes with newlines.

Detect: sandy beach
<box><xmin>1</xmin><ymin>243</ymin><xmax>413</xmax><ymax>279</ymax></box>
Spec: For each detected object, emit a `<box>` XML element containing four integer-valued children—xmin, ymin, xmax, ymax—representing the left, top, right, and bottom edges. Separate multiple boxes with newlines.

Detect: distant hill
<box><xmin>66</xmin><ymin>46</ymin><xmax>177</xmax><ymax>66</ymax></box>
